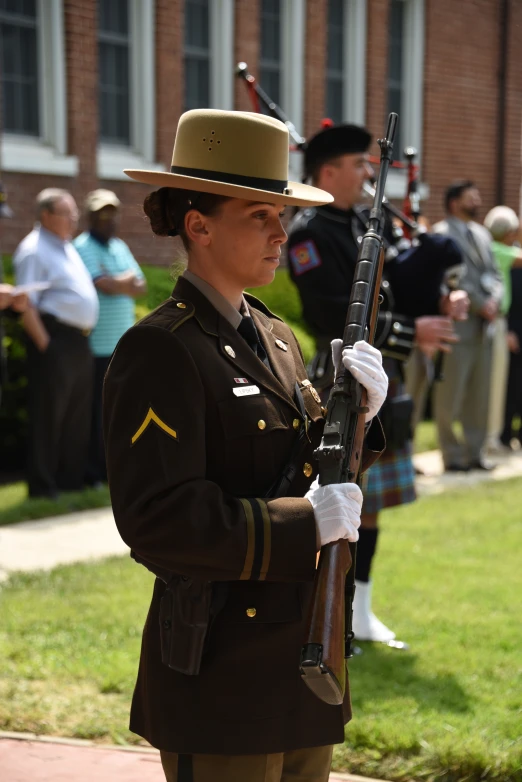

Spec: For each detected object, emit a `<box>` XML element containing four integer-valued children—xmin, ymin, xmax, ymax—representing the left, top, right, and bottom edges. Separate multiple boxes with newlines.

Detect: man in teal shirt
<box><xmin>484</xmin><ymin>206</ymin><xmax>522</xmax><ymax>451</ymax></box>
<box><xmin>75</xmin><ymin>189</ymin><xmax>147</xmax><ymax>484</ymax></box>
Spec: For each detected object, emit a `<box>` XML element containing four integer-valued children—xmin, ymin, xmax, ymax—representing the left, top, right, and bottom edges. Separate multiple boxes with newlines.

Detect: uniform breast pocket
<box><xmin>216</xmin><ymin>395</ymin><xmax>290</xmax><ymax>493</ymax></box>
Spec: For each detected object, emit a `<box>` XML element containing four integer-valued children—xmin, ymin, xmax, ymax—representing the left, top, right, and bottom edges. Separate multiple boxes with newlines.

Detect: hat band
<box><xmin>170</xmin><ymin>165</ymin><xmax>288</xmax><ymax>194</ymax></box>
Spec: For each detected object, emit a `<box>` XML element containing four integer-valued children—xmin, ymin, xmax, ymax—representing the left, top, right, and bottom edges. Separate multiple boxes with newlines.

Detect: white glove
<box><xmin>305</xmin><ymin>478</ymin><xmax>362</xmax><ymax>547</ymax></box>
<box><xmin>331</xmin><ymin>339</ymin><xmax>388</xmax><ymax>422</ymax></box>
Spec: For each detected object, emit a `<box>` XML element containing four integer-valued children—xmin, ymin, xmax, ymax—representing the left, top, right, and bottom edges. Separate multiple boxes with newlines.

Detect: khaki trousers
<box><xmin>404</xmin><ymin>346</ymin><xmax>432</xmax><ymax>431</ymax></box>
<box><xmin>160</xmin><ymin>745</ymin><xmax>334</xmax><ymax>782</ymax></box>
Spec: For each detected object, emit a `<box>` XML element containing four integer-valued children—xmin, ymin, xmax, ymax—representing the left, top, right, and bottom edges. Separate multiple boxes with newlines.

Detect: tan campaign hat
<box><xmin>84</xmin><ymin>189</ymin><xmax>121</xmax><ymax>213</ymax></box>
<box><xmin>124</xmin><ymin>109</ymin><xmax>333</xmax><ymax>208</ymax></box>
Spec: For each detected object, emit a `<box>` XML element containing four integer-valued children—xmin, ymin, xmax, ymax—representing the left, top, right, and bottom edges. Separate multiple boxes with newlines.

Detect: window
<box><xmin>184</xmin><ymin>0</ymin><xmax>210</xmax><ymax>110</ymax></box>
<box><xmin>0</xmin><ymin>0</ymin><xmax>77</xmax><ymax>176</ymax></box>
<box><xmin>260</xmin><ymin>0</ymin><xmax>282</xmax><ymax>108</ymax></box>
<box><xmin>98</xmin><ymin>0</ymin><xmax>131</xmax><ymax>145</ymax></box>
<box><xmin>385</xmin><ymin>0</ymin><xmax>426</xmax><ymax>199</ymax></box>
<box><xmin>387</xmin><ymin>0</ymin><xmax>404</xmax><ymax>157</ymax></box>
<box><xmin>326</xmin><ymin>0</ymin><xmax>344</xmax><ymax>123</ymax></box>
<box><xmin>0</xmin><ymin>0</ymin><xmax>39</xmax><ymax>136</ymax></box>
<box><xmin>97</xmin><ymin>0</ymin><xmax>160</xmax><ymax>180</ymax></box>
<box><xmin>324</xmin><ymin>0</ymin><xmax>367</xmax><ymax>126</ymax></box>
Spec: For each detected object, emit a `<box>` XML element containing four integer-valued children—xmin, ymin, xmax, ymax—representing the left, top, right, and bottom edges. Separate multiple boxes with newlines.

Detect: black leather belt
<box><xmin>41</xmin><ymin>312</ymin><xmax>91</xmax><ymax>337</ymax></box>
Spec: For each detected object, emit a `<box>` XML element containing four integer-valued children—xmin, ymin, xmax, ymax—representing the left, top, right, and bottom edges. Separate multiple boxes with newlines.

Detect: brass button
<box><xmin>246</xmin><ymin>607</ymin><xmax>256</xmax><ymax>618</ymax></box>
<box><xmin>257</xmin><ymin>419</ymin><xmax>266</xmax><ymax>430</ymax></box>
<box><xmin>292</xmin><ymin>418</ymin><xmax>300</xmax><ymax>430</ymax></box>
<box><xmin>303</xmin><ymin>463</ymin><xmax>313</xmax><ymax>478</ymax></box>
<box><xmin>176</xmin><ymin>302</ymin><xmax>187</xmax><ymax>309</ymax></box>
<box><xmin>275</xmin><ymin>339</ymin><xmax>288</xmax><ymax>351</ymax></box>
<box><xmin>225</xmin><ymin>345</ymin><xmax>236</xmax><ymax>358</ymax></box>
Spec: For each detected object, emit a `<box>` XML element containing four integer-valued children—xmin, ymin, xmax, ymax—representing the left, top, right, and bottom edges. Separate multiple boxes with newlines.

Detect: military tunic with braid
<box><xmin>103</xmin><ymin>275</ymin><xmax>383</xmax><ymax>755</ymax></box>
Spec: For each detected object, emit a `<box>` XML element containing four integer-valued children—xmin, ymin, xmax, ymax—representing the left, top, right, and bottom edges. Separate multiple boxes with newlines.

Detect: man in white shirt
<box><xmin>14</xmin><ymin>188</ymin><xmax>99</xmax><ymax>498</ymax></box>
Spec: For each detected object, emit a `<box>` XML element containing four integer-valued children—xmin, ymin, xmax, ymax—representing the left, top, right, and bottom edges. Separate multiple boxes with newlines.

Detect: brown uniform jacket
<box><xmin>103</xmin><ymin>276</ymin><xmax>384</xmax><ymax>755</ymax></box>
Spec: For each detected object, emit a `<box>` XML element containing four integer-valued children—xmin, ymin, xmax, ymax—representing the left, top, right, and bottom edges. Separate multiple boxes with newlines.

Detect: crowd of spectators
<box><xmin>1</xmin><ymin>187</ymin><xmax>146</xmax><ymax>498</ymax></box>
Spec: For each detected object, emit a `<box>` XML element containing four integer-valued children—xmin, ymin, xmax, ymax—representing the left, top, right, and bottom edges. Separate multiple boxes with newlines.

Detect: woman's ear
<box><xmin>185</xmin><ymin>210</ymin><xmax>211</xmax><ymax>246</ymax></box>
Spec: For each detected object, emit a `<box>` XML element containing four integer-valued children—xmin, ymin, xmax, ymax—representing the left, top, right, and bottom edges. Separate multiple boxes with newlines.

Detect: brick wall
<box><xmin>304</xmin><ymin>0</ymin><xmax>327</xmax><ymax>138</ymax></box>
<box><xmin>422</xmin><ymin>0</ymin><xmax>519</xmax><ymax>225</ymax></box>
<box><xmin>1</xmin><ymin>0</ymin><xmax>520</xmax><ymax>263</ymax></box>
<box><xmin>234</xmin><ymin>0</ymin><xmax>260</xmax><ymax>112</ymax></box>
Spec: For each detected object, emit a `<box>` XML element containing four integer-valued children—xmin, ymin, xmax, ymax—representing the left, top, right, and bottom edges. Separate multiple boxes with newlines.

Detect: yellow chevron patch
<box><xmin>131</xmin><ymin>407</ymin><xmax>178</xmax><ymax>445</ymax></box>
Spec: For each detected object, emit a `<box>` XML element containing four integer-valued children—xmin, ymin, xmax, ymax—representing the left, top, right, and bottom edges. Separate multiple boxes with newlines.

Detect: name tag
<box><xmin>233</xmin><ymin>385</ymin><xmax>260</xmax><ymax>397</ymax></box>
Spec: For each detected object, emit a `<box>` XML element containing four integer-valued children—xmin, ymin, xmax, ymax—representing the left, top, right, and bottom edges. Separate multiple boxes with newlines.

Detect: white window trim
<box><xmin>1</xmin><ymin>0</ymin><xmax>78</xmax><ymax>176</ymax></box>
<box><xmin>343</xmin><ymin>0</ymin><xmax>366</xmax><ymax>124</ymax></box>
<box><xmin>210</xmin><ymin>0</ymin><xmax>234</xmax><ymax>110</ymax></box>
<box><xmin>281</xmin><ymin>0</ymin><xmax>305</xmax><ymax>181</ymax></box>
<box><xmin>97</xmin><ymin>0</ymin><xmax>164</xmax><ymax>181</ymax></box>
<box><xmin>386</xmin><ymin>0</ymin><xmax>426</xmax><ymax>200</ymax></box>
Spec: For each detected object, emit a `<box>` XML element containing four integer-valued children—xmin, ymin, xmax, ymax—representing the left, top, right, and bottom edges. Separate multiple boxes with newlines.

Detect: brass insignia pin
<box><xmin>225</xmin><ymin>345</ymin><xmax>236</xmax><ymax>358</ymax></box>
<box><xmin>310</xmin><ymin>387</ymin><xmax>321</xmax><ymax>404</ymax></box>
<box><xmin>275</xmin><ymin>339</ymin><xmax>288</xmax><ymax>351</ymax></box>
<box><xmin>131</xmin><ymin>407</ymin><xmax>178</xmax><ymax>445</ymax></box>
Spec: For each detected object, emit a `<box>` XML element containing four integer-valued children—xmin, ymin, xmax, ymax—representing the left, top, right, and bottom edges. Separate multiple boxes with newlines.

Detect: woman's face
<box><xmin>189</xmin><ymin>197</ymin><xmax>288</xmax><ymax>290</ymax></box>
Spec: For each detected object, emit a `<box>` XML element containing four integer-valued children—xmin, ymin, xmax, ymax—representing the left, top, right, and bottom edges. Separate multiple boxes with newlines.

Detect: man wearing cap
<box><xmin>14</xmin><ymin>188</ymin><xmax>98</xmax><ymax>498</ymax></box>
<box><xmin>287</xmin><ymin>123</ymin><xmax>460</xmax><ymax>645</ymax></box>
<box><xmin>74</xmin><ymin>189</ymin><xmax>147</xmax><ymax>486</ymax></box>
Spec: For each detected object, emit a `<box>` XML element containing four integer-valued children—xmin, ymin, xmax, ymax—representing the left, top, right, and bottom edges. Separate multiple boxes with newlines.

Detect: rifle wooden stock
<box><xmin>300</xmin><ymin>114</ymin><xmax>398</xmax><ymax>705</ymax></box>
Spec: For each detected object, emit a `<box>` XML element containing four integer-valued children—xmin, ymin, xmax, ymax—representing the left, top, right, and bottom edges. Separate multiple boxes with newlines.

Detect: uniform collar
<box><xmin>182</xmin><ymin>269</ymin><xmax>245</xmax><ymax>330</ymax></box>
<box><xmin>316</xmin><ymin>203</ymin><xmax>355</xmax><ymax>224</ymax></box>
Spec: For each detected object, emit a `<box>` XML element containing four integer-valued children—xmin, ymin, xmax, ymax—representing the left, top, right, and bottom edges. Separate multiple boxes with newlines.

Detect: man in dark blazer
<box><xmin>433</xmin><ymin>181</ymin><xmax>504</xmax><ymax>471</ymax></box>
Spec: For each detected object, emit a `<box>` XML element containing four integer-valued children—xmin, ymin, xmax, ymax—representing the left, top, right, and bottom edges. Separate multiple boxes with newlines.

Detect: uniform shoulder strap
<box><xmin>138</xmin><ymin>297</ymin><xmax>196</xmax><ymax>334</ymax></box>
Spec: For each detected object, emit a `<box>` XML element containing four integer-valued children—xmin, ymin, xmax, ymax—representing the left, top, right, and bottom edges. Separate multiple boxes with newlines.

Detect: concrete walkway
<box><xmin>0</xmin><ymin>734</ymin><xmax>381</xmax><ymax>782</ymax></box>
<box><xmin>1</xmin><ymin>448</ymin><xmax>521</xmax><ymax>579</ymax></box>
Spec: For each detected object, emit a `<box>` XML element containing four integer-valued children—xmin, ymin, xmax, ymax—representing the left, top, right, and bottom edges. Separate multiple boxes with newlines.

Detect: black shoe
<box><xmin>445</xmin><ymin>464</ymin><xmax>470</xmax><ymax>473</ymax></box>
<box><xmin>469</xmin><ymin>459</ymin><xmax>494</xmax><ymax>471</ymax></box>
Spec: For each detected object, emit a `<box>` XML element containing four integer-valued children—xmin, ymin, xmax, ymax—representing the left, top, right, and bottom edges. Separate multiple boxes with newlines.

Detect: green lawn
<box><xmin>1</xmin><ymin>478</ymin><xmax>521</xmax><ymax>781</ymax></box>
<box><xmin>0</xmin><ymin>482</ymin><xmax>111</xmax><ymax>527</ymax></box>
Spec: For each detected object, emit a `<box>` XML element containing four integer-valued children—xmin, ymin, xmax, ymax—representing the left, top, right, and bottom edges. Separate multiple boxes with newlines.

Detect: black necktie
<box><xmin>237</xmin><ymin>316</ymin><xmax>268</xmax><ymax>364</ymax></box>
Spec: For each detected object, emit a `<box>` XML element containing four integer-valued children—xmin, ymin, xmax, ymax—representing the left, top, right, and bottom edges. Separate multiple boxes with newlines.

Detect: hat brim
<box><xmin>123</xmin><ymin>169</ymin><xmax>333</xmax><ymax>207</ymax></box>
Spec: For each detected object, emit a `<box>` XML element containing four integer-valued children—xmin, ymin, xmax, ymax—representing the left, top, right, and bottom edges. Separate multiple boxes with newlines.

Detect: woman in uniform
<box><xmin>103</xmin><ymin>109</ymin><xmax>387</xmax><ymax>782</ymax></box>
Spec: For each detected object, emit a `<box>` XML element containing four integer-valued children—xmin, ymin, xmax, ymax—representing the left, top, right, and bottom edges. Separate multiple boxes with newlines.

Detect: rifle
<box><xmin>299</xmin><ymin>112</ymin><xmax>398</xmax><ymax>706</ymax></box>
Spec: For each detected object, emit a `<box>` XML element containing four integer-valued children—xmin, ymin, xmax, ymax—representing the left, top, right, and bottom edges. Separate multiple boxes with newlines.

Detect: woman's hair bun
<box><xmin>143</xmin><ymin>188</ymin><xmax>178</xmax><ymax>237</ymax></box>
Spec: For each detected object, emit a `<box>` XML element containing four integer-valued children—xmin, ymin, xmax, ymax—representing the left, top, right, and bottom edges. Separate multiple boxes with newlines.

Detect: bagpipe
<box><xmin>235</xmin><ymin>62</ymin><xmax>465</xmax><ymax>322</ymax></box>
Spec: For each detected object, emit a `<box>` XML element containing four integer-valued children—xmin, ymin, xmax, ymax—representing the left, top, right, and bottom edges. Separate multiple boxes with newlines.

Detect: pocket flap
<box><xmin>220</xmin><ymin>582</ymin><xmax>302</xmax><ymax>624</ymax></box>
<box><xmin>218</xmin><ymin>395</ymin><xmax>288</xmax><ymax>439</ymax></box>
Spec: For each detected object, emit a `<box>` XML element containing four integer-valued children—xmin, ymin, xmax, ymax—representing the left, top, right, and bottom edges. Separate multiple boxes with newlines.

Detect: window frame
<box><xmin>97</xmin><ymin>0</ymin><xmax>162</xmax><ymax>181</ymax></box>
<box><xmin>1</xmin><ymin>0</ymin><xmax>78</xmax><ymax>176</ymax></box>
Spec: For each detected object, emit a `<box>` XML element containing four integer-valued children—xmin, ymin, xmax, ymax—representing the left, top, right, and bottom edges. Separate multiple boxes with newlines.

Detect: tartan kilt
<box><xmin>361</xmin><ymin>356</ymin><xmax>416</xmax><ymax>514</ymax></box>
